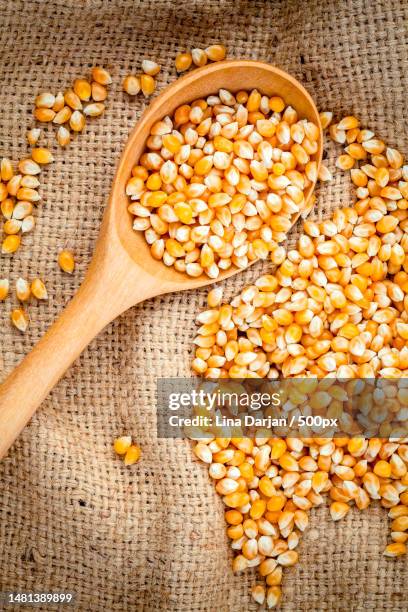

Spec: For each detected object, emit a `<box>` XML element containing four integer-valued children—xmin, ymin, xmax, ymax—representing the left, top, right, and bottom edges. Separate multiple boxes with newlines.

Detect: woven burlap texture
<box><xmin>1</xmin><ymin>0</ymin><xmax>408</xmax><ymax>610</ymax></box>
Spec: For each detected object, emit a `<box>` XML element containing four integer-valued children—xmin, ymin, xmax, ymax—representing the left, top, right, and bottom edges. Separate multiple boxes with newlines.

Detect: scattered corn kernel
<box><xmin>83</xmin><ymin>102</ymin><xmax>105</xmax><ymax>117</ymax></box>
<box><xmin>16</xmin><ymin>277</ymin><xmax>31</xmax><ymax>301</ymax></box>
<box><xmin>34</xmin><ymin>107</ymin><xmax>56</xmax><ymax>122</ymax></box>
<box><xmin>65</xmin><ymin>89</ymin><xmax>82</xmax><ymax>111</ymax></box>
<box><xmin>91</xmin><ymin>67</ymin><xmax>112</xmax><ymax>86</ymax></box>
<box><xmin>58</xmin><ymin>249</ymin><xmax>75</xmax><ymax>273</ymax></box>
<box><xmin>35</xmin><ymin>92</ymin><xmax>55</xmax><ymax>108</ymax></box>
<box><xmin>175</xmin><ymin>52</ymin><xmax>193</xmax><ymax>72</ymax></box>
<box><xmin>53</xmin><ymin>106</ymin><xmax>72</xmax><ymax>124</ymax></box>
<box><xmin>21</xmin><ymin>215</ymin><xmax>35</xmax><ymax>234</ymax></box>
<box><xmin>0</xmin><ymin>279</ymin><xmax>9</xmax><ymax>300</ymax></box>
<box><xmin>27</xmin><ymin>128</ymin><xmax>41</xmax><ymax>146</ymax></box>
<box><xmin>73</xmin><ymin>78</ymin><xmax>92</xmax><ymax>101</ymax></box>
<box><xmin>140</xmin><ymin>74</ymin><xmax>155</xmax><ymax>96</ymax></box>
<box><xmin>192</xmin><ymin>48</ymin><xmax>208</xmax><ymax>67</ymax></box>
<box><xmin>1</xmin><ymin>157</ymin><xmax>14</xmax><ymax>181</ymax></box>
<box><xmin>69</xmin><ymin>110</ymin><xmax>86</xmax><ymax>132</ymax></box>
<box><xmin>91</xmin><ymin>82</ymin><xmax>107</xmax><ymax>102</ymax></box>
<box><xmin>123</xmin><ymin>75</ymin><xmax>141</xmax><ymax>96</ymax></box>
<box><xmin>141</xmin><ymin>60</ymin><xmax>161</xmax><ymax>76</ymax></box>
<box><xmin>205</xmin><ymin>45</ymin><xmax>227</xmax><ymax>62</ymax></box>
<box><xmin>2</xmin><ymin>234</ymin><xmax>21</xmax><ymax>254</ymax></box>
<box><xmin>31</xmin><ymin>148</ymin><xmax>54</xmax><ymax>165</ymax></box>
<box><xmin>124</xmin><ymin>444</ymin><xmax>142</xmax><ymax>465</ymax></box>
<box><xmin>57</xmin><ymin>126</ymin><xmax>71</xmax><ymax>147</ymax></box>
<box><xmin>11</xmin><ymin>308</ymin><xmax>29</xmax><ymax>332</ymax></box>
<box><xmin>31</xmin><ymin>278</ymin><xmax>48</xmax><ymax>300</ymax></box>
<box><xmin>113</xmin><ymin>436</ymin><xmax>132</xmax><ymax>455</ymax></box>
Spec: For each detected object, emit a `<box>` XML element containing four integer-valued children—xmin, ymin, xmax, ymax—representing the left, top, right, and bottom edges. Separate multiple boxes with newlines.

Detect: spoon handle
<box><xmin>0</xmin><ymin>253</ymin><xmax>153</xmax><ymax>459</ymax></box>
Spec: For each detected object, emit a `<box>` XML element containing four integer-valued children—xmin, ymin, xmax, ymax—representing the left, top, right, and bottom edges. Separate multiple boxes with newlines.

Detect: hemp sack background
<box><xmin>0</xmin><ymin>1</ymin><xmax>407</xmax><ymax>610</ymax></box>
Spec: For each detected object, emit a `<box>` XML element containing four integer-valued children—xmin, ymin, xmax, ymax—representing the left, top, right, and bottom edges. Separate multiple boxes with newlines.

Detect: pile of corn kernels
<box><xmin>127</xmin><ymin>88</ymin><xmax>323</xmax><ymax>279</ymax></box>
<box><xmin>190</xmin><ymin>115</ymin><xmax>408</xmax><ymax>607</ymax></box>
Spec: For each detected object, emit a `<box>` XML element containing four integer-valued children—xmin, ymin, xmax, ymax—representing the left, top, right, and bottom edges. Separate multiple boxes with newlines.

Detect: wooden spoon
<box><xmin>0</xmin><ymin>60</ymin><xmax>322</xmax><ymax>459</ymax></box>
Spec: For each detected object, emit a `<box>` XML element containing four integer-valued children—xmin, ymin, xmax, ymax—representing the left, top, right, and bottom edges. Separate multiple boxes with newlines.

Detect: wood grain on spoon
<box><xmin>0</xmin><ymin>60</ymin><xmax>322</xmax><ymax>459</ymax></box>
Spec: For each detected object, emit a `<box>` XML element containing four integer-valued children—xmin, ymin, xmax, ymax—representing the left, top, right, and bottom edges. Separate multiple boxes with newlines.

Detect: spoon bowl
<box><xmin>0</xmin><ymin>60</ymin><xmax>322</xmax><ymax>459</ymax></box>
<box><xmin>111</xmin><ymin>59</ymin><xmax>323</xmax><ymax>289</ymax></box>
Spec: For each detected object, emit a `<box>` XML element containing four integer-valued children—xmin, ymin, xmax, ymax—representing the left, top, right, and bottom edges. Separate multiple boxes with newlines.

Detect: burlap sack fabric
<box><xmin>1</xmin><ymin>0</ymin><xmax>408</xmax><ymax>610</ymax></box>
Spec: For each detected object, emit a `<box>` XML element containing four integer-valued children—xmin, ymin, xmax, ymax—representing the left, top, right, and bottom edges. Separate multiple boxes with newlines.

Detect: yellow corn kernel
<box><xmin>91</xmin><ymin>82</ymin><xmax>107</xmax><ymax>101</ymax></box>
<box><xmin>35</xmin><ymin>92</ymin><xmax>55</xmax><ymax>108</ymax></box>
<box><xmin>391</xmin><ymin>516</ymin><xmax>408</xmax><ymax>532</ymax></box>
<box><xmin>53</xmin><ymin>105</ymin><xmax>72</xmax><ymax>124</ymax></box>
<box><xmin>52</xmin><ymin>92</ymin><xmax>64</xmax><ymax>112</ymax></box>
<box><xmin>11</xmin><ymin>308</ymin><xmax>29</xmax><ymax>332</ymax></box>
<box><xmin>346</xmin><ymin>143</ymin><xmax>367</xmax><ymax>160</ymax></box>
<box><xmin>384</xmin><ymin>542</ymin><xmax>406</xmax><ymax>557</ymax></box>
<box><xmin>141</xmin><ymin>74</ymin><xmax>156</xmax><ymax>96</ymax></box>
<box><xmin>247</xmin><ymin>89</ymin><xmax>261</xmax><ymax>112</ymax></box>
<box><xmin>214</xmin><ymin>135</ymin><xmax>233</xmax><ymax>153</ymax></box>
<box><xmin>140</xmin><ymin>60</ymin><xmax>160</xmax><ymax>77</ymax></box>
<box><xmin>73</xmin><ymin>78</ymin><xmax>91</xmax><ymax>101</ymax></box>
<box><xmin>232</xmin><ymin>555</ymin><xmax>248</xmax><ymax>573</ymax></box>
<box><xmin>257</xmin><ymin>119</ymin><xmax>276</xmax><ymax>138</ymax></box>
<box><xmin>225</xmin><ymin>509</ymin><xmax>243</xmax><ymax>525</ymax></box>
<box><xmin>123</xmin><ymin>75</ymin><xmax>141</xmax><ymax>96</ymax></box>
<box><xmin>84</xmin><ymin>102</ymin><xmax>105</xmax><ymax>117</ymax></box>
<box><xmin>91</xmin><ymin>67</ymin><xmax>112</xmax><ymax>86</ymax></box>
<box><xmin>330</xmin><ymin>501</ymin><xmax>350</xmax><ymax>521</ymax></box>
<box><xmin>266</xmin><ymin>586</ymin><xmax>282</xmax><ymax>609</ymax></box>
<box><xmin>205</xmin><ymin>45</ymin><xmax>227</xmax><ymax>62</ymax></box>
<box><xmin>26</xmin><ymin>128</ymin><xmax>41</xmax><ymax>146</ymax></box>
<box><xmin>163</xmin><ymin>134</ymin><xmax>182</xmax><ymax>153</ymax></box>
<box><xmin>336</xmin><ymin>154</ymin><xmax>355</xmax><ymax>170</ymax></box>
<box><xmin>113</xmin><ymin>436</ymin><xmax>132</xmax><ymax>455</ymax></box>
<box><xmin>124</xmin><ymin>444</ymin><xmax>141</xmax><ymax>465</ymax></box>
<box><xmin>251</xmin><ymin>585</ymin><xmax>265</xmax><ymax>605</ymax></box>
<box><xmin>279</xmin><ymin>453</ymin><xmax>299</xmax><ymax>472</ymax></box>
<box><xmin>1</xmin><ymin>157</ymin><xmax>14</xmax><ymax>181</ymax></box>
<box><xmin>337</xmin><ymin>116</ymin><xmax>360</xmax><ymax>130</ymax></box>
<box><xmin>190</xmin><ymin>48</ymin><xmax>207</xmax><ymax>67</ymax></box>
<box><xmin>175</xmin><ymin>52</ymin><xmax>192</xmax><ymax>72</ymax></box>
<box><xmin>3</xmin><ymin>219</ymin><xmax>21</xmax><ymax>234</ymax></box>
<box><xmin>58</xmin><ymin>250</ymin><xmax>75</xmax><ymax>273</ymax></box>
<box><xmin>319</xmin><ymin>111</ymin><xmax>333</xmax><ymax>129</ymax></box>
<box><xmin>374</xmin><ymin>460</ymin><xmax>391</xmax><ymax>478</ymax></box>
<box><xmin>227</xmin><ymin>523</ymin><xmax>244</xmax><ymax>540</ymax></box>
<box><xmin>2</xmin><ymin>234</ymin><xmax>21</xmax><ymax>254</ymax></box>
<box><xmin>0</xmin><ymin>278</ymin><xmax>10</xmax><ymax>300</ymax></box>
<box><xmin>277</xmin><ymin>550</ymin><xmax>298</xmax><ymax>567</ymax></box>
<box><xmin>269</xmin><ymin>96</ymin><xmax>285</xmax><ymax>113</ymax></box>
<box><xmin>172</xmin><ymin>202</ymin><xmax>192</xmax><ymax>224</ymax></box>
<box><xmin>31</xmin><ymin>278</ymin><xmax>48</xmax><ymax>300</ymax></box>
<box><xmin>31</xmin><ymin>147</ymin><xmax>54</xmax><ymax>164</ymax></box>
<box><xmin>69</xmin><ymin>110</ymin><xmax>86</xmax><ymax>132</ymax></box>
<box><xmin>250</xmin><ymin>499</ymin><xmax>267</xmax><ymax>519</ymax></box>
<box><xmin>377</xmin><ymin>215</ymin><xmax>399</xmax><ymax>233</ymax></box>
<box><xmin>34</xmin><ymin>107</ymin><xmax>56</xmax><ymax>122</ymax></box>
<box><xmin>223</xmin><ymin>492</ymin><xmax>250</xmax><ymax>508</ymax></box>
<box><xmin>16</xmin><ymin>278</ymin><xmax>30</xmax><ymax>301</ymax></box>
<box><xmin>57</xmin><ymin>126</ymin><xmax>71</xmax><ymax>147</ymax></box>
<box><xmin>64</xmin><ymin>89</ymin><xmax>83</xmax><ymax>110</ymax></box>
